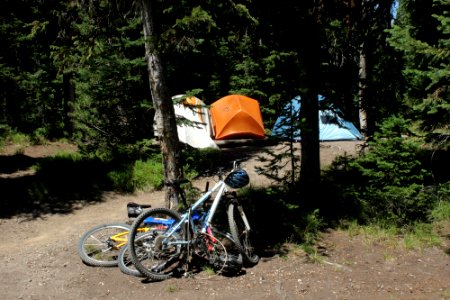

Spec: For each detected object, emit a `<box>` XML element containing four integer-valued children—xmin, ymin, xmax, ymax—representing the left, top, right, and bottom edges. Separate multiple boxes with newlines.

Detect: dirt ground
<box><xmin>0</xmin><ymin>141</ymin><xmax>449</xmax><ymax>300</ymax></box>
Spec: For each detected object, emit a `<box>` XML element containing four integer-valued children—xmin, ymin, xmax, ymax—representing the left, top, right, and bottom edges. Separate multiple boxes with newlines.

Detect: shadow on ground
<box><xmin>0</xmin><ymin>140</ymin><xmax>274</xmax><ymax>221</ymax></box>
<box><xmin>0</xmin><ymin>154</ymin><xmax>119</xmax><ymax>219</ymax></box>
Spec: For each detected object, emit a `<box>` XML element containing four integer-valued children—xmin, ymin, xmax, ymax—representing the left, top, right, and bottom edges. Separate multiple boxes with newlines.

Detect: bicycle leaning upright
<box><xmin>127</xmin><ymin>161</ymin><xmax>259</xmax><ymax>280</ymax></box>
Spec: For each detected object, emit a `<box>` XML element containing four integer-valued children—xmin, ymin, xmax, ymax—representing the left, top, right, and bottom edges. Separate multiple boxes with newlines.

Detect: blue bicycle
<box><xmin>127</xmin><ymin>162</ymin><xmax>259</xmax><ymax>280</ymax></box>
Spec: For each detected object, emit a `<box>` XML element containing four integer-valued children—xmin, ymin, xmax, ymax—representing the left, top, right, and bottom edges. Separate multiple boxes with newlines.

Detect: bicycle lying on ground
<box><xmin>77</xmin><ymin>202</ymin><xmax>150</xmax><ymax>277</ymax></box>
<box><xmin>78</xmin><ymin>222</ymin><xmax>131</xmax><ymax>267</ymax></box>
<box><xmin>128</xmin><ymin>161</ymin><xmax>259</xmax><ymax>280</ymax></box>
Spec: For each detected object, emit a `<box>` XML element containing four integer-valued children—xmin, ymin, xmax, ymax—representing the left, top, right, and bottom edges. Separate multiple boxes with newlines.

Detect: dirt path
<box><xmin>1</xmin><ymin>141</ymin><xmax>449</xmax><ymax>300</ymax></box>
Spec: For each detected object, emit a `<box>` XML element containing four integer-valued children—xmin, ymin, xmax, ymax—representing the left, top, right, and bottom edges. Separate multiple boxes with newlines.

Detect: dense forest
<box><xmin>1</xmin><ymin>0</ymin><xmax>449</xmax><ymax>231</ymax></box>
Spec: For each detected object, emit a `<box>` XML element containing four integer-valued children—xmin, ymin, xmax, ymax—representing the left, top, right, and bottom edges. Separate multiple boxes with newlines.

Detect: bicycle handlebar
<box><xmin>200</xmin><ymin>160</ymin><xmax>244</xmax><ymax>177</ymax></box>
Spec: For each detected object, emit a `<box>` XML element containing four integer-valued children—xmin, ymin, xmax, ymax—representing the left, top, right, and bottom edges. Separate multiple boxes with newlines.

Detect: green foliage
<box><xmin>342</xmin><ymin>221</ymin><xmax>442</xmax><ymax>250</ymax></box>
<box><xmin>0</xmin><ymin>0</ymin><xmax>71</xmax><ymax>138</ymax></box>
<box><xmin>31</xmin><ymin>128</ymin><xmax>49</xmax><ymax>145</ymax></box>
<box><xmin>229</xmin><ymin>33</ymin><xmax>266</xmax><ymax>100</ymax></box>
<box><xmin>388</xmin><ymin>0</ymin><xmax>450</xmax><ymax>141</ymax></box>
<box><xmin>105</xmin><ymin>168</ymin><xmax>132</xmax><ymax>192</ymax></box>
<box><xmin>131</xmin><ymin>158</ymin><xmax>164</xmax><ymax>191</ymax></box>
<box><xmin>0</xmin><ymin>130</ymin><xmax>32</xmax><ymax>152</ymax></box>
<box><xmin>107</xmin><ymin>156</ymin><xmax>164</xmax><ymax>193</ymax></box>
<box><xmin>8</xmin><ymin>132</ymin><xmax>31</xmax><ymax>146</ymax></box>
<box><xmin>293</xmin><ymin>209</ymin><xmax>324</xmax><ymax>246</ymax></box>
<box><xmin>321</xmin><ymin>116</ymin><xmax>446</xmax><ymax>226</ymax></box>
<box><xmin>1</xmin><ymin>0</ymin><xmax>394</xmax><ymax>155</ymax></box>
<box><xmin>430</xmin><ymin>181</ymin><xmax>450</xmax><ymax>221</ymax></box>
<box><xmin>354</xmin><ymin>139</ymin><xmax>427</xmax><ymax>187</ymax></box>
<box><xmin>403</xmin><ymin>222</ymin><xmax>442</xmax><ymax>249</ymax></box>
<box><xmin>182</xmin><ymin>147</ymin><xmax>222</xmax><ymax>176</ymax></box>
<box><xmin>351</xmin><ymin>120</ymin><xmax>436</xmax><ymax>224</ymax></box>
<box><xmin>254</xmin><ymin>142</ymin><xmax>300</xmax><ymax>188</ymax></box>
<box><xmin>70</xmin><ymin>6</ymin><xmax>151</xmax><ymax>154</ymax></box>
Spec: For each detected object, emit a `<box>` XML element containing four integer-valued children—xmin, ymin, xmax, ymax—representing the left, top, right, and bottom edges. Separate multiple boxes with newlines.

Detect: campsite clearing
<box><xmin>0</xmin><ymin>141</ymin><xmax>449</xmax><ymax>300</ymax></box>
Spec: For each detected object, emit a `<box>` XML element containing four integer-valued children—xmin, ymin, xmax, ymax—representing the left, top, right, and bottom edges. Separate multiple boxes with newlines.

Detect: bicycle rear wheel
<box><xmin>78</xmin><ymin>223</ymin><xmax>130</xmax><ymax>267</ymax></box>
<box><xmin>128</xmin><ymin>207</ymin><xmax>185</xmax><ymax>280</ymax></box>
<box><xmin>227</xmin><ymin>202</ymin><xmax>260</xmax><ymax>266</ymax></box>
<box><xmin>194</xmin><ymin>227</ymin><xmax>243</xmax><ymax>277</ymax></box>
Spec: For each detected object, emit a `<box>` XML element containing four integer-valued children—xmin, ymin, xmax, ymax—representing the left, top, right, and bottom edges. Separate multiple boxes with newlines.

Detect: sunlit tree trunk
<box><xmin>63</xmin><ymin>72</ymin><xmax>75</xmax><ymax>136</ymax></box>
<box><xmin>358</xmin><ymin>43</ymin><xmax>368</xmax><ymax>139</ymax></box>
<box><xmin>139</xmin><ymin>0</ymin><xmax>183</xmax><ymax>209</ymax></box>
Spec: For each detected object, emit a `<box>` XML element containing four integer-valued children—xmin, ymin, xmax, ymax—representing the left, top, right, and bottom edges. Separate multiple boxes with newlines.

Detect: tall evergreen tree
<box><xmin>1</xmin><ymin>0</ymin><xmax>64</xmax><ymax>137</ymax></box>
<box><xmin>388</xmin><ymin>0</ymin><xmax>450</xmax><ymax>146</ymax></box>
<box><xmin>319</xmin><ymin>0</ymin><xmax>399</xmax><ymax>138</ymax></box>
<box><xmin>138</xmin><ymin>0</ymin><xmax>183</xmax><ymax>209</ymax></box>
<box><xmin>66</xmin><ymin>1</ymin><xmax>151</xmax><ymax>153</ymax></box>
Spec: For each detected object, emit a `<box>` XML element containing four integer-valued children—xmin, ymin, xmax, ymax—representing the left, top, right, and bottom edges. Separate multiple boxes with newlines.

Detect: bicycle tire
<box><xmin>227</xmin><ymin>202</ymin><xmax>260</xmax><ymax>266</ymax></box>
<box><xmin>78</xmin><ymin>223</ymin><xmax>130</xmax><ymax>267</ymax></box>
<box><xmin>118</xmin><ymin>244</ymin><xmax>145</xmax><ymax>277</ymax></box>
<box><xmin>128</xmin><ymin>207</ymin><xmax>185</xmax><ymax>280</ymax></box>
<box><xmin>195</xmin><ymin>227</ymin><xmax>243</xmax><ymax>277</ymax></box>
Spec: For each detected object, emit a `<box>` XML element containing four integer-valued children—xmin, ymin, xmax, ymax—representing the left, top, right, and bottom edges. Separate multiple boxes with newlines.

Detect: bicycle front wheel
<box><xmin>78</xmin><ymin>223</ymin><xmax>130</xmax><ymax>267</ymax></box>
<box><xmin>227</xmin><ymin>202</ymin><xmax>260</xmax><ymax>266</ymax></box>
<box><xmin>128</xmin><ymin>207</ymin><xmax>185</xmax><ymax>280</ymax></box>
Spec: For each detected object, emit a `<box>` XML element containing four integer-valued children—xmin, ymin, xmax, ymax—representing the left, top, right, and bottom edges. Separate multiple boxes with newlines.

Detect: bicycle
<box><xmin>128</xmin><ymin>161</ymin><xmax>259</xmax><ymax>281</ymax></box>
<box><xmin>78</xmin><ymin>222</ymin><xmax>131</xmax><ymax>267</ymax></box>
<box><xmin>77</xmin><ymin>202</ymin><xmax>151</xmax><ymax>271</ymax></box>
<box><xmin>76</xmin><ymin>195</ymin><xmax>239</xmax><ymax>278</ymax></box>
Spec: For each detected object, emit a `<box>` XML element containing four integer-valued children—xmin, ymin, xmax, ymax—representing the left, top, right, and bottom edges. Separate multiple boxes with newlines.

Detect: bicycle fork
<box><xmin>237</xmin><ymin>203</ymin><xmax>252</xmax><ymax>233</ymax></box>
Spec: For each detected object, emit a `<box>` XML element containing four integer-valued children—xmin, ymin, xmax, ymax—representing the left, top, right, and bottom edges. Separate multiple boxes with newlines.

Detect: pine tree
<box><xmin>68</xmin><ymin>1</ymin><xmax>151</xmax><ymax>154</ymax></box>
<box><xmin>388</xmin><ymin>0</ymin><xmax>450</xmax><ymax>146</ymax></box>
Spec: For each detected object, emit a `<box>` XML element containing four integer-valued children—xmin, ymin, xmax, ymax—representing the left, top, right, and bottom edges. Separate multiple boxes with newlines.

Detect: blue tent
<box><xmin>272</xmin><ymin>95</ymin><xmax>363</xmax><ymax>141</ymax></box>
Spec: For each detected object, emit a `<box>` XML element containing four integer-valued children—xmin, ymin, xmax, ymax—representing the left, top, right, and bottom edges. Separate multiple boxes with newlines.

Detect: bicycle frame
<box><xmin>145</xmin><ymin>178</ymin><xmax>229</xmax><ymax>247</ymax></box>
<box><xmin>109</xmin><ymin>227</ymin><xmax>151</xmax><ymax>248</ymax></box>
<box><xmin>109</xmin><ymin>231</ymin><xmax>129</xmax><ymax>248</ymax></box>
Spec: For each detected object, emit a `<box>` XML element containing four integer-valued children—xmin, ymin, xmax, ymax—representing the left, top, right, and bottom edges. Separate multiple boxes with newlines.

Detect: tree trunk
<box><xmin>299</xmin><ymin>90</ymin><xmax>320</xmax><ymax>199</ymax></box>
<box><xmin>358</xmin><ymin>43</ymin><xmax>368</xmax><ymax>139</ymax></box>
<box><xmin>63</xmin><ymin>72</ymin><xmax>75</xmax><ymax>136</ymax></box>
<box><xmin>139</xmin><ymin>0</ymin><xmax>183</xmax><ymax>209</ymax></box>
<box><xmin>298</xmin><ymin>12</ymin><xmax>321</xmax><ymax>204</ymax></box>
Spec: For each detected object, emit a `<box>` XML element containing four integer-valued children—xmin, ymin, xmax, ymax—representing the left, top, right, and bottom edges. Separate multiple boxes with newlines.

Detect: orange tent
<box><xmin>210</xmin><ymin>94</ymin><xmax>265</xmax><ymax>140</ymax></box>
